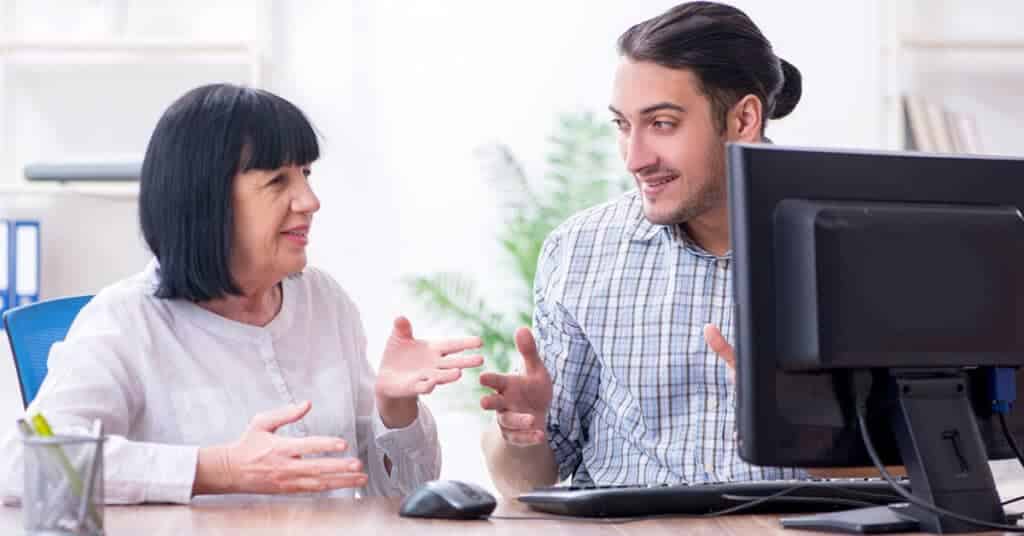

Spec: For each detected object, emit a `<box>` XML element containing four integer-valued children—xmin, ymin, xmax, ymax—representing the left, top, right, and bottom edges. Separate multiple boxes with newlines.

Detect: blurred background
<box><xmin>1</xmin><ymin>0</ymin><xmax>1023</xmax><ymax>493</ymax></box>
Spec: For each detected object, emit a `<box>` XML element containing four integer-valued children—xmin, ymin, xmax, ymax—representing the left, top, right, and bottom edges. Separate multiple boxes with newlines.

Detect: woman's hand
<box><xmin>375</xmin><ymin>316</ymin><xmax>484</xmax><ymax>428</ymax></box>
<box><xmin>194</xmin><ymin>401</ymin><xmax>366</xmax><ymax>495</ymax></box>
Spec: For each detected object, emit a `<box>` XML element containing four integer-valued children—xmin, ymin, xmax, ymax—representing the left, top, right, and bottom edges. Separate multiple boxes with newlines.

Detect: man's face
<box><xmin>610</xmin><ymin>59</ymin><xmax>728</xmax><ymax>226</ymax></box>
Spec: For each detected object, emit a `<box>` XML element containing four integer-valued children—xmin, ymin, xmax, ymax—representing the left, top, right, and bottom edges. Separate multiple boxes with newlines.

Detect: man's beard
<box><xmin>643</xmin><ymin>176</ymin><xmax>726</xmax><ymax>225</ymax></box>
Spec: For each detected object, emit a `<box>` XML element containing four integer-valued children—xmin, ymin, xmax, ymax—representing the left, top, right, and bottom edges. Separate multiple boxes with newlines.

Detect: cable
<box><xmin>997</xmin><ymin>412</ymin><xmax>1024</xmax><ymax>508</ymax></box>
<box><xmin>855</xmin><ymin>391</ymin><xmax>1024</xmax><ymax>532</ymax></box>
<box><xmin>1000</xmin><ymin>413</ymin><xmax>1024</xmax><ymax>473</ymax></box>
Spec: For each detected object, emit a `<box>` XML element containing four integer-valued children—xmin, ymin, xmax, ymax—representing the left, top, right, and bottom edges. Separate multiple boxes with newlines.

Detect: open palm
<box><xmin>375</xmin><ymin>316</ymin><xmax>484</xmax><ymax>399</ymax></box>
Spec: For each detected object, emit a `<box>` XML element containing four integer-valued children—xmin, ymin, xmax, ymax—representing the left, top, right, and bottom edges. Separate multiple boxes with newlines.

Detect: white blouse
<box><xmin>0</xmin><ymin>262</ymin><xmax>440</xmax><ymax>504</ymax></box>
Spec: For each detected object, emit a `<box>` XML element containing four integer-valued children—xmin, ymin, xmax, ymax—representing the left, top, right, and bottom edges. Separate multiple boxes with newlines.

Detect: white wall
<box><xmin>271</xmin><ymin>0</ymin><xmax>885</xmax><ymax>361</ymax></box>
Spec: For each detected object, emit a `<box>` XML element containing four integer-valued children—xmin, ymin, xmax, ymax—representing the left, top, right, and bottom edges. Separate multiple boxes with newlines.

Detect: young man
<box><xmin>480</xmin><ymin>1</ymin><xmax>805</xmax><ymax>496</ymax></box>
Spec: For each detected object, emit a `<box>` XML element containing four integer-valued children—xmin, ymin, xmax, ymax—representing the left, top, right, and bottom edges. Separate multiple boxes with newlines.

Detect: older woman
<box><xmin>0</xmin><ymin>84</ymin><xmax>483</xmax><ymax>503</ymax></box>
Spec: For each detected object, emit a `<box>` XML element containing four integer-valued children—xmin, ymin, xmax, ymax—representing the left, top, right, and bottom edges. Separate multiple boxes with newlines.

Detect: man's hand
<box><xmin>195</xmin><ymin>401</ymin><xmax>366</xmax><ymax>495</ymax></box>
<box><xmin>375</xmin><ymin>316</ymin><xmax>484</xmax><ymax>428</ymax></box>
<box><xmin>479</xmin><ymin>327</ymin><xmax>553</xmax><ymax>446</ymax></box>
<box><xmin>703</xmin><ymin>323</ymin><xmax>735</xmax><ymax>384</ymax></box>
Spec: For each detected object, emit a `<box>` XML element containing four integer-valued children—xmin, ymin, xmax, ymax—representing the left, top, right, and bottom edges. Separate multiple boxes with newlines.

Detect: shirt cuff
<box><xmin>140</xmin><ymin>444</ymin><xmax>199</xmax><ymax>504</ymax></box>
<box><xmin>372</xmin><ymin>399</ymin><xmax>434</xmax><ymax>460</ymax></box>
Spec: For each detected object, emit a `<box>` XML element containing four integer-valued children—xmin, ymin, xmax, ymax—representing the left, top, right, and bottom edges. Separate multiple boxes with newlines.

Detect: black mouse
<box><xmin>399</xmin><ymin>479</ymin><xmax>497</xmax><ymax>520</ymax></box>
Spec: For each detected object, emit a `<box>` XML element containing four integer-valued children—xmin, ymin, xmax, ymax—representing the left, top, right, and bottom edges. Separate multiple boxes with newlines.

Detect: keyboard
<box><xmin>518</xmin><ymin>478</ymin><xmax>911</xmax><ymax>517</ymax></box>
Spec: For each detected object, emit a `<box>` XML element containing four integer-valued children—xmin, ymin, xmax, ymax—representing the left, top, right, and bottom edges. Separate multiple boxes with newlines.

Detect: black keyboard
<box><xmin>518</xmin><ymin>478</ymin><xmax>911</xmax><ymax>517</ymax></box>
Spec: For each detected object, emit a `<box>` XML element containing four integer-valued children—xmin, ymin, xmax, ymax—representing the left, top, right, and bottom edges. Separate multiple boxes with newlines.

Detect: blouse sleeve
<box><xmin>0</xmin><ymin>298</ymin><xmax>199</xmax><ymax>504</ymax></box>
<box><xmin>338</xmin><ymin>292</ymin><xmax>441</xmax><ymax>497</ymax></box>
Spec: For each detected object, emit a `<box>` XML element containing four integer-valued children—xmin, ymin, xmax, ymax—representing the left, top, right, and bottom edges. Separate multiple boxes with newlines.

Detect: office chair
<box><xmin>3</xmin><ymin>295</ymin><xmax>92</xmax><ymax>408</ymax></box>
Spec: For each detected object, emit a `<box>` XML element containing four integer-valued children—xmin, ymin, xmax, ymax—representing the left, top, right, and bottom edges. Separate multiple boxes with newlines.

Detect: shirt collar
<box><xmin>627</xmin><ymin>205</ymin><xmax>731</xmax><ymax>260</ymax></box>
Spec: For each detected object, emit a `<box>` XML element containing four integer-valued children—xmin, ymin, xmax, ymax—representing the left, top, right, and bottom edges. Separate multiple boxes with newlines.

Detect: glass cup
<box><xmin>22</xmin><ymin>433</ymin><xmax>105</xmax><ymax>535</ymax></box>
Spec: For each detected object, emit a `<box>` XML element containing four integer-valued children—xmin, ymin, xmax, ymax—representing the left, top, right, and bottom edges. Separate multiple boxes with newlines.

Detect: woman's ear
<box><xmin>729</xmin><ymin>94</ymin><xmax>763</xmax><ymax>142</ymax></box>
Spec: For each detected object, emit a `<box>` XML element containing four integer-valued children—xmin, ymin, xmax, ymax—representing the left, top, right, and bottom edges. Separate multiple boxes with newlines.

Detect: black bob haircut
<box><xmin>139</xmin><ymin>83</ymin><xmax>319</xmax><ymax>302</ymax></box>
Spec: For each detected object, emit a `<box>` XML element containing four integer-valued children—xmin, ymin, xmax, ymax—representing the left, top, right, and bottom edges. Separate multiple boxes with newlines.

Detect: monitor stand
<box><xmin>781</xmin><ymin>370</ymin><xmax>1008</xmax><ymax>534</ymax></box>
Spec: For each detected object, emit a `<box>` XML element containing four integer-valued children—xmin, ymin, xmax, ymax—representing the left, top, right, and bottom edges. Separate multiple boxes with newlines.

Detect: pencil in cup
<box><xmin>20</xmin><ymin>414</ymin><xmax>105</xmax><ymax>533</ymax></box>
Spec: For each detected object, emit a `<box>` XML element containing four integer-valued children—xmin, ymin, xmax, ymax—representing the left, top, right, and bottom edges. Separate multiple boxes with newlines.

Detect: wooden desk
<box><xmin>0</xmin><ymin>497</ymin><xmax>1009</xmax><ymax>535</ymax></box>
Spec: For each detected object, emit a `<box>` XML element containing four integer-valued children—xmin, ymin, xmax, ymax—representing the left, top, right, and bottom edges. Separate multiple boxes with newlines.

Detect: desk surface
<box><xmin>1</xmin><ymin>497</ymin><xmax>1013</xmax><ymax>535</ymax></box>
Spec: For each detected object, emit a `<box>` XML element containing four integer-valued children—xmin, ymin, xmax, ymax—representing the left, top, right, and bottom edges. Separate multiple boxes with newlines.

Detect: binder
<box><xmin>0</xmin><ymin>219</ymin><xmax>9</xmax><ymax>321</ymax></box>
<box><xmin>13</xmin><ymin>220</ymin><xmax>40</xmax><ymax>306</ymax></box>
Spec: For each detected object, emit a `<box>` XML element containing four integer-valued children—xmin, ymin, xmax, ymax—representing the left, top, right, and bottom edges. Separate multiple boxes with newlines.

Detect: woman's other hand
<box><xmin>194</xmin><ymin>401</ymin><xmax>366</xmax><ymax>495</ymax></box>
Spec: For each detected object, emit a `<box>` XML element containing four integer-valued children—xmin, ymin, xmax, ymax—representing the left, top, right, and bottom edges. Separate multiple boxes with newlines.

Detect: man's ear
<box><xmin>729</xmin><ymin>94</ymin><xmax>763</xmax><ymax>142</ymax></box>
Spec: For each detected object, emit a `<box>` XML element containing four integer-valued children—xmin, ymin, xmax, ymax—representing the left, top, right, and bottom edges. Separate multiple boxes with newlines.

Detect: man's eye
<box><xmin>653</xmin><ymin>120</ymin><xmax>676</xmax><ymax>130</ymax></box>
<box><xmin>611</xmin><ymin>118</ymin><xmax>628</xmax><ymax>131</ymax></box>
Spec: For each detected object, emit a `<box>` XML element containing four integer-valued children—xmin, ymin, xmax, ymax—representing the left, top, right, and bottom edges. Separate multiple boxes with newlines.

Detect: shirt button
<box><xmin>708</xmin><ymin>398</ymin><xmax>719</xmax><ymax>411</ymax></box>
<box><xmin>705</xmin><ymin>463</ymin><xmax>714</xmax><ymax>474</ymax></box>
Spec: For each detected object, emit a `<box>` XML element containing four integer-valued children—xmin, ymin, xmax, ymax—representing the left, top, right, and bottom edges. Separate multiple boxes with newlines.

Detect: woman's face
<box><xmin>229</xmin><ymin>163</ymin><xmax>320</xmax><ymax>290</ymax></box>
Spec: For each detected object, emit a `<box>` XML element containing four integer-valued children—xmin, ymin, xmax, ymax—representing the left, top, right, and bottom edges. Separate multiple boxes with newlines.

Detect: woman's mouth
<box><xmin>282</xmin><ymin>228</ymin><xmax>309</xmax><ymax>245</ymax></box>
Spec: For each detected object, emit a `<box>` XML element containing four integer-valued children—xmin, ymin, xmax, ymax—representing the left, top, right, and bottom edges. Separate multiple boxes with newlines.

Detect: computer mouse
<box><xmin>399</xmin><ymin>479</ymin><xmax>497</xmax><ymax>520</ymax></box>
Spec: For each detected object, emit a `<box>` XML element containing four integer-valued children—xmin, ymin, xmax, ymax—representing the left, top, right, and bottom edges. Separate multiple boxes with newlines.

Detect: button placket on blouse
<box><xmin>257</xmin><ymin>334</ymin><xmax>309</xmax><ymax>437</ymax></box>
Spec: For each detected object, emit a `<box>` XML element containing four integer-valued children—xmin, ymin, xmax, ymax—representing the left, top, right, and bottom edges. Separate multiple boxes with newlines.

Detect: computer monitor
<box><xmin>728</xmin><ymin>144</ymin><xmax>1024</xmax><ymax>533</ymax></box>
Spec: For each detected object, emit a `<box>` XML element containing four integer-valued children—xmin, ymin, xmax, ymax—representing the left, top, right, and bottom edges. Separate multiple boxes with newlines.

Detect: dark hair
<box><xmin>139</xmin><ymin>83</ymin><xmax>319</xmax><ymax>301</ymax></box>
<box><xmin>617</xmin><ymin>1</ymin><xmax>801</xmax><ymax>134</ymax></box>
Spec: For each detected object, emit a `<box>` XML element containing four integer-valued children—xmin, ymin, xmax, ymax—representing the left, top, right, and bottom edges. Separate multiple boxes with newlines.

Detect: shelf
<box><xmin>900</xmin><ymin>38</ymin><xmax>1024</xmax><ymax>51</ymax></box>
<box><xmin>0</xmin><ymin>39</ymin><xmax>258</xmax><ymax>55</ymax></box>
<box><xmin>0</xmin><ymin>182</ymin><xmax>139</xmax><ymax>200</ymax></box>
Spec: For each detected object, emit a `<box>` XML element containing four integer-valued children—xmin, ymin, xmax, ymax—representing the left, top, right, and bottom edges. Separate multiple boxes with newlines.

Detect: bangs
<box><xmin>235</xmin><ymin>88</ymin><xmax>320</xmax><ymax>172</ymax></box>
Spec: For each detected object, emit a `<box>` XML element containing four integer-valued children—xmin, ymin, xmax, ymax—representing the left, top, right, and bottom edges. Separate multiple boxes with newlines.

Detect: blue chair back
<box><xmin>3</xmin><ymin>295</ymin><xmax>92</xmax><ymax>408</ymax></box>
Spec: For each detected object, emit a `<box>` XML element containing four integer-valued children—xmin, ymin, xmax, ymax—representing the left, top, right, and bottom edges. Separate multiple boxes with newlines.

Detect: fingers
<box><xmin>392</xmin><ymin>316</ymin><xmax>414</xmax><ymax>339</ymax></box>
<box><xmin>413</xmin><ymin>369</ymin><xmax>462</xmax><ymax>394</ymax></box>
<box><xmin>515</xmin><ymin>327</ymin><xmax>544</xmax><ymax>374</ymax></box>
<box><xmin>278</xmin><ymin>436</ymin><xmax>349</xmax><ymax>457</ymax></box>
<box><xmin>250</xmin><ymin>400</ymin><xmax>312</xmax><ymax>432</ymax></box>
<box><xmin>501</xmin><ymin>427</ymin><xmax>546</xmax><ymax>447</ymax></box>
<box><xmin>492</xmin><ymin>410</ymin><xmax>545</xmax><ymax>446</ymax></box>
<box><xmin>480</xmin><ymin>393</ymin><xmax>507</xmax><ymax>411</ymax></box>
<box><xmin>479</xmin><ymin>372</ymin><xmax>510</xmax><ymax>393</ymax></box>
<box><xmin>438</xmin><ymin>354</ymin><xmax>484</xmax><ymax>370</ymax></box>
<box><xmin>279</xmin><ymin>456</ymin><xmax>363</xmax><ymax>477</ymax></box>
<box><xmin>430</xmin><ymin>336</ymin><xmax>484</xmax><ymax>356</ymax></box>
<box><xmin>703</xmin><ymin>324</ymin><xmax>736</xmax><ymax>369</ymax></box>
<box><xmin>497</xmin><ymin>412</ymin><xmax>535</xmax><ymax>430</ymax></box>
<box><xmin>282</xmin><ymin>472</ymin><xmax>369</xmax><ymax>493</ymax></box>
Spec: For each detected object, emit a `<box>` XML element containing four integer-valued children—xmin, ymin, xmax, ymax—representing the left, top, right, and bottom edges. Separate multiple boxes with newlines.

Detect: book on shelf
<box><xmin>902</xmin><ymin>93</ymin><xmax>984</xmax><ymax>155</ymax></box>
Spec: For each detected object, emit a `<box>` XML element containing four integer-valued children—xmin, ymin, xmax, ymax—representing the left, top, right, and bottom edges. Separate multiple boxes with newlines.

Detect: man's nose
<box><xmin>624</xmin><ymin>132</ymin><xmax>657</xmax><ymax>175</ymax></box>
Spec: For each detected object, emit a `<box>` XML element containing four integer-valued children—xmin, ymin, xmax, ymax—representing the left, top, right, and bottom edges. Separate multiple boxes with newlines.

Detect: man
<box><xmin>480</xmin><ymin>1</ymin><xmax>806</xmax><ymax>497</ymax></box>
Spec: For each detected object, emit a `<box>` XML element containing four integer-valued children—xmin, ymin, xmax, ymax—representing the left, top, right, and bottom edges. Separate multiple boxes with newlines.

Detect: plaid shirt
<box><xmin>535</xmin><ymin>191</ymin><xmax>804</xmax><ymax>485</ymax></box>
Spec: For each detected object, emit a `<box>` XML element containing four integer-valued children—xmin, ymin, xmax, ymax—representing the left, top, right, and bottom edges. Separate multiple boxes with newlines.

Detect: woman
<box><xmin>0</xmin><ymin>84</ymin><xmax>483</xmax><ymax>503</ymax></box>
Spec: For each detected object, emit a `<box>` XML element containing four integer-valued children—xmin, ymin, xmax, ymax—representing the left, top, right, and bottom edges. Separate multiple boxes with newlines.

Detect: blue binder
<box><xmin>12</xmin><ymin>220</ymin><xmax>40</xmax><ymax>307</ymax></box>
<box><xmin>0</xmin><ymin>219</ymin><xmax>9</xmax><ymax>322</ymax></box>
